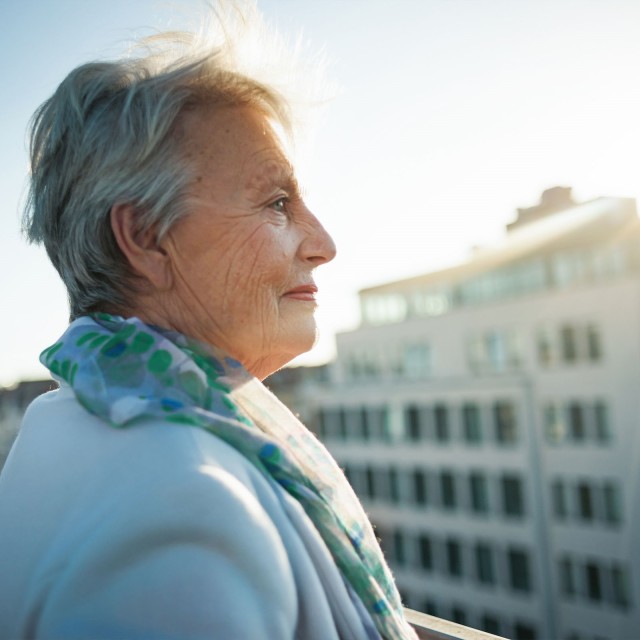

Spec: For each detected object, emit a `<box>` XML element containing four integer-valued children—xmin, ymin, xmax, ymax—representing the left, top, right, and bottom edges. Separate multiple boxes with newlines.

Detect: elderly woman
<box><xmin>0</xmin><ymin>8</ymin><xmax>417</xmax><ymax>640</ymax></box>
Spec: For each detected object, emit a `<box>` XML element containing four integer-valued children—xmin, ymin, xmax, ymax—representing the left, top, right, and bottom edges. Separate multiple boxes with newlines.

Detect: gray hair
<box><xmin>23</xmin><ymin>4</ymin><xmax>311</xmax><ymax>319</ymax></box>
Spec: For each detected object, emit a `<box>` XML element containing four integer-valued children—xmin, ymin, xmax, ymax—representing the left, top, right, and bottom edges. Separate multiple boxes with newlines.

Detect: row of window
<box><xmin>315</xmin><ymin>398</ymin><xmax>614</xmax><ymax>449</ymax></box>
<box><xmin>360</xmin><ymin>242</ymin><xmax>628</xmax><ymax>327</ymax></box>
<box><xmin>469</xmin><ymin>321</ymin><xmax>603</xmax><ymax>375</ymax></box>
<box><xmin>343</xmin><ymin>321</ymin><xmax>603</xmax><ymax>379</ymax></box>
<box><xmin>315</xmin><ymin>400</ymin><xmax>519</xmax><ymax>445</ymax></box>
<box><xmin>551</xmin><ymin>478</ymin><xmax>623</xmax><ymax>526</ymax></box>
<box><xmin>314</xmin><ymin>405</ymin><xmax>388</xmax><ymax>441</ymax></box>
<box><xmin>468</xmin><ymin>323</ymin><xmax>604</xmax><ymax>375</ymax></box>
<box><xmin>537</xmin><ymin>323</ymin><xmax>602</xmax><ymax>367</ymax></box>
<box><xmin>378</xmin><ymin>526</ymin><xmax>534</xmax><ymax>593</ymax></box>
<box><xmin>344</xmin><ymin>343</ymin><xmax>432</xmax><ymax>381</ymax></box>
<box><xmin>405</xmin><ymin>400</ymin><xmax>518</xmax><ymax>445</ymax></box>
<box><xmin>558</xmin><ymin>554</ymin><xmax>631</xmax><ymax>609</ymax></box>
<box><xmin>345</xmin><ymin>465</ymin><xmax>526</xmax><ymax>518</ymax></box>
<box><xmin>545</xmin><ymin>400</ymin><xmax>612</xmax><ymax>445</ymax></box>
<box><xmin>407</xmin><ymin>596</ymin><xmax>537</xmax><ymax>640</ymax></box>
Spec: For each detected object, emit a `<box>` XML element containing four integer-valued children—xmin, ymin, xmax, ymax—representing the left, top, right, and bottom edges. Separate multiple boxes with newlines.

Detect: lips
<box><xmin>283</xmin><ymin>283</ymin><xmax>318</xmax><ymax>301</ymax></box>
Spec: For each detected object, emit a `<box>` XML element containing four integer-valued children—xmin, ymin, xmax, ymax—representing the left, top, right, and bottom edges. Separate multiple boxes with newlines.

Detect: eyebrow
<box><xmin>245</xmin><ymin>153</ymin><xmax>301</xmax><ymax>200</ymax></box>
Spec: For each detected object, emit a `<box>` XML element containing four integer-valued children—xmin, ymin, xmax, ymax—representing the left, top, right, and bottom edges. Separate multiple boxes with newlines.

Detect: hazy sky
<box><xmin>3</xmin><ymin>0</ymin><xmax>640</xmax><ymax>385</ymax></box>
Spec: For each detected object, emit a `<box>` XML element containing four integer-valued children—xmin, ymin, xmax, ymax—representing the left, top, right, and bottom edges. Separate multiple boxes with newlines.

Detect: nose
<box><xmin>300</xmin><ymin>208</ymin><xmax>337</xmax><ymax>266</ymax></box>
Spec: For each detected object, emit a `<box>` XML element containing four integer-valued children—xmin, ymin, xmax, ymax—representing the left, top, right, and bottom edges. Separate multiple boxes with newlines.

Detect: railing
<box><xmin>405</xmin><ymin>608</ymin><xmax>509</xmax><ymax>640</ymax></box>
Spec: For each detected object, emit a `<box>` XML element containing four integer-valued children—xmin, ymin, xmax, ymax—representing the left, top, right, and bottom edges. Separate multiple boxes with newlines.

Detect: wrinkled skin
<box><xmin>114</xmin><ymin>105</ymin><xmax>336</xmax><ymax>379</ymax></box>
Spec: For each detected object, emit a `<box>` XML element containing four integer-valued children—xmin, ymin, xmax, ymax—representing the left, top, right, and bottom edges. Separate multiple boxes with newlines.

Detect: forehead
<box><xmin>178</xmin><ymin>105</ymin><xmax>293</xmax><ymax>194</ymax></box>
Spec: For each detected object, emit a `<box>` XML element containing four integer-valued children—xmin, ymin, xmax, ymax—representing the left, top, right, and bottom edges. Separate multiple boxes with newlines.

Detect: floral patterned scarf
<box><xmin>40</xmin><ymin>313</ymin><xmax>416</xmax><ymax>640</ymax></box>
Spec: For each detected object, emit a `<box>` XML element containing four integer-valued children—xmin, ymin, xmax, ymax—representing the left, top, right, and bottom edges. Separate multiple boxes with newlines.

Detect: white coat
<box><xmin>0</xmin><ymin>386</ymin><xmax>379</xmax><ymax>639</ymax></box>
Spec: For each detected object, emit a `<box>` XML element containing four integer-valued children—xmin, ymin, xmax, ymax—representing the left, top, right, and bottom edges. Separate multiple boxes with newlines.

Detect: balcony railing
<box><xmin>405</xmin><ymin>608</ymin><xmax>509</xmax><ymax>640</ymax></box>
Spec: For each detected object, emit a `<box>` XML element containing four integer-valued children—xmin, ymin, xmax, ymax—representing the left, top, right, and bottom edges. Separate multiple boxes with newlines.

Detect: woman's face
<box><xmin>161</xmin><ymin>105</ymin><xmax>336</xmax><ymax>379</ymax></box>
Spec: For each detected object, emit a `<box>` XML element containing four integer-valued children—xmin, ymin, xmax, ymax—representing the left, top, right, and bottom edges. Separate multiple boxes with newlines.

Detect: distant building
<box><xmin>266</xmin><ymin>364</ymin><xmax>331</xmax><ymax>414</ymax></box>
<box><xmin>0</xmin><ymin>379</ymin><xmax>57</xmax><ymax>470</ymax></box>
<box><xmin>293</xmin><ymin>189</ymin><xmax>640</xmax><ymax>640</ymax></box>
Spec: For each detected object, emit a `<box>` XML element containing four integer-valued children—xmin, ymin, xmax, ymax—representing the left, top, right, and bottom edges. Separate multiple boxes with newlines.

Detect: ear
<box><xmin>110</xmin><ymin>203</ymin><xmax>172</xmax><ymax>290</ymax></box>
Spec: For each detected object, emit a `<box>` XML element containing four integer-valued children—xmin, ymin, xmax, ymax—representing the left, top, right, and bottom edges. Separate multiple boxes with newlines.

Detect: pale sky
<box><xmin>3</xmin><ymin>0</ymin><xmax>640</xmax><ymax>386</ymax></box>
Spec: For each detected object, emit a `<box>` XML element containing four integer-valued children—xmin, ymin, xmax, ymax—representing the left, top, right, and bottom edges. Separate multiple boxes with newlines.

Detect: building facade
<box><xmin>285</xmin><ymin>190</ymin><xmax>640</xmax><ymax>640</ymax></box>
<box><xmin>0</xmin><ymin>380</ymin><xmax>57</xmax><ymax>471</ymax></box>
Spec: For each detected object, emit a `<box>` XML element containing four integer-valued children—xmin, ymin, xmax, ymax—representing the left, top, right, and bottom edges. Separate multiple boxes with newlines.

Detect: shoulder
<box><xmin>19</xmin><ymin>384</ymin><xmax>264</xmax><ymax>487</ymax></box>
<box><xmin>5</xmin><ymin>387</ymin><xmax>299</xmax><ymax>639</ymax></box>
<box><xmin>17</xmin><ymin>384</ymin><xmax>285</xmax><ymax>536</ymax></box>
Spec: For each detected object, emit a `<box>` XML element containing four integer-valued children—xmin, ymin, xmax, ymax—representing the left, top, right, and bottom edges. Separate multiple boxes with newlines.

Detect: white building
<box><xmin>291</xmin><ymin>188</ymin><xmax>640</xmax><ymax>640</ymax></box>
<box><xmin>0</xmin><ymin>380</ymin><xmax>56</xmax><ymax>470</ymax></box>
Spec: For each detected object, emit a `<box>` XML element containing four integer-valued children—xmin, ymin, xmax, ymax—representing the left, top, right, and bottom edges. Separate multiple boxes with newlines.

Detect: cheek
<box><xmin>234</xmin><ymin>225</ymin><xmax>293</xmax><ymax>280</ymax></box>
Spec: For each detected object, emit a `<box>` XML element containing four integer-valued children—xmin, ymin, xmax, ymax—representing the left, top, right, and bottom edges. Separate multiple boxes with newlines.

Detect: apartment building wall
<box><xmin>295</xmin><ymin>271</ymin><xmax>640</xmax><ymax>640</ymax></box>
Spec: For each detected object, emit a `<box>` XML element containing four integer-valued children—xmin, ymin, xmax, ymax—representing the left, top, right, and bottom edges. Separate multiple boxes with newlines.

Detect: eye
<box><xmin>269</xmin><ymin>196</ymin><xmax>290</xmax><ymax>215</ymax></box>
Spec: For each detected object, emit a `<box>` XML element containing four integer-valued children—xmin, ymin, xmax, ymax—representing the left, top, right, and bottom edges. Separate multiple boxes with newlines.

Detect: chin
<box><xmin>281</xmin><ymin>323</ymin><xmax>318</xmax><ymax>359</ymax></box>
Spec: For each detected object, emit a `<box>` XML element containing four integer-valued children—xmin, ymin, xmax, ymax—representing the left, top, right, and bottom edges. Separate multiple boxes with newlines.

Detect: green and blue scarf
<box><xmin>41</xmin><ymin>313</ymin><xmax>416</xmax><ymax>640</ymax></box>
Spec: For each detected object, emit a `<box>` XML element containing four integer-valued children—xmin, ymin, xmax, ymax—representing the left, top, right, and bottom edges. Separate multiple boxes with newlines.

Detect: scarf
<box><xmin>40</xmin><ymin>313</ymin><xmax>416</xmax><ymax>640</ymax></box>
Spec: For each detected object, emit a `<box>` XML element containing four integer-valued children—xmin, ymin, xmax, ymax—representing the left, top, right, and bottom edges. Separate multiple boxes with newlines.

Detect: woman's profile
<box><xmin>0</xmin><ymin>3</ymin><xmax>418</xmax><ymax>639</ymax></box>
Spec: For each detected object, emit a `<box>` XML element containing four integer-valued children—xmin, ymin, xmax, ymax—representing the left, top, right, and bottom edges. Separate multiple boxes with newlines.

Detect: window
<box><xmin>319</xmin><ymin>408</ymin><xmax>341</xmax><ymax>440</ymax></box>
<box><xmin>586</xmin><ymin>562</ymin><xmax>602</xmax><ymax>601</ymax></box>
<box><xmin>508</xmin><ymin>548</ymin><xmax>532</xmax><ymax>592</ymax></box>
<box><xmin>594</xmin><ymin>401</ymin><xmax>611</xmax><ymax>443</ymax></box>
<box><xmin>418</xmin><ymin>534</ymin><xmax>433</xmax><ymax>571</ymax></box>
<box><xmin>413</xmin><ymin>290</ymin><xmax>451</xmax><ymax>317</ymax></box>
<box><xmin>481</xmin><ymin>614</ymin><xmax>501</xmax><ymax>635</ymax></box>
<box><xmin>559</xmin><ymin>556</ymin><xmax>575</xmax><ymax>597</ymax></box>
<box><xmin>440</xmin><ymin>470</ymin><xmax>457</xmax><ymax>510</ymax></box>
<box><xmin>475</xmin><ymin>542</ymin><xmax>495</xmax><ymax>584</ymax></box>
<box><xmin>502</xmin><ymin>474</ymin><xmax>525</xmax><ymax>517</ymax></box>
<box><xmin>422</xmin><ymin>598</ymin><xmax>438</xmax><ymax>616</ymax></box>
<box><xmin>361</xmin><ymin>407</ymin><xmax>370</xmax><ymax>440</ymax></box>
<box><xmin>446</xmin><ymin>538</ymin><xmax>463</xmax><ymax>577</ymax></box>
<box><xmin>373</xmin><ymin>523</ymin><xmax>389</xmax><ymax>558</ymax></box>
<box><xmin>469</xmin><ymin>472</ymin><xmax>489</xmax><ymax>514</ymax></box>
<box><xmin>468</xmin><ymin>328</ymin><xmax>524</xmax><ymax>373</ymax></box>
<box><xmin>370</xmin><ymin>406</ymin><xmax>389</xmax><ymax>441</ymax></box>
<box><xmin>405</xmin><ymin>404</ymin><xmax>421</xmax><ymax>441</ymax></box>
<box><xmin>494</xmin><ymin>401</ymin><xmax>518</xmax><ymax>444</ymax></box>
<box><xmin>392</xmin><ymin>530</ymin><xmax>406</xmax><ymax>566</ymax></box>
<box><xmin>586</xmin><ymin>324</ymin><xmax>602</xmax><ymax>361</ymax></box>
<box><xmin>348</xmin><ymin>407</ymin><xmax>365</xmax><ymax>440</ymax></box>
<box><xmin>397</xmin><ymin>588</ymin><xmax>409</xmax><ymax>606</ymax></box>
<box><xmin>316</xmin><ymin>409</ymin><xmax>327</xmax><ymax>439</ymax></box>
<box><xmin>450</xmin><ymin>606</ymin><xmax>466</xmax><ymax>625</ymax></box>
<box><xmin>514</xmin><ymin>622</ymin><xmax>537</xmax><ymax>640</ymax></box>
<box><xmin>537</xmin><ymin>326</ymin><xmax>556</xmax><ymax>366</ymax></box>
<box><xmin>403</xmin><ymin>343</ymin><xmax>431</xmax><ymax>379</ymax></box>
<box><xmin>486</xmin><ymin>331</ymin><xmax>506</xmax><ymax>371</ymax></box>
<box><xmin>413</xmin><ymin>469</ymin><xmax>428</xmax><ymax>506</ymax></box>
<box><xmin>561</xmin><ymin>325</ymin><xmax>578</xmax><ymax>363</ymax></box>
<box><xmin>365</xmin><ymin>466</ymin><xmax>376</xmax><ymax>499</ymax></box>
<box><xmin>611</xmin><ymin>565</ymin><xmax>630</xmax><ymax>608</ymax></box>
<box><xmin>389</xmin><ymin>467</ymin><xmax>400</xmax><ymax>504</ymax></box>
<box><xmin>338</xmin><ymin>408</ymin><xmax>348</xmax><ymax>439</ymax></box>
<box><xmin>347</xmin><ymin>466</ymin><xmax>365</xmax><ymax>496</ymax></box>
<box><xmin>362</xmin><ymin>293</ymin><xmax>408</xmax><ymax>325</ymax></box>
<box><xmin>577</xmin><ymin>482</ymin><xmax>593</xmax><ymax>521</ymax></box>
<box><xmin>569</xmin><ymin>403</ymin><xmax>585</xmax><ymax>441</ymax></box>
<box><xmin>553</xmin><ymin>252</ymin><xmax>584</xmax><ymax>288</ymax></box>
<box><xmin>434</xmin><ymin>404</ymin><xmax>449</xmax><ymax>442</ymax></box>
<box><xmin>463</xmin><ymin>403</ymin><xmax>482</xmax><ymax>443</ymax></box>
<box><xmin>551</xmin><ymin>480</ymin><xmax>567</xmax><ymax>519</ymax></box>
<box><xmin>603</xmin><ymin>482</ymin><xmax>622</xmax><ymax>525</ymax></box>
<box><xmin>544</xmin><ymin>403</ymin><xmax>566</xmax><ymax>444</ymax></box>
